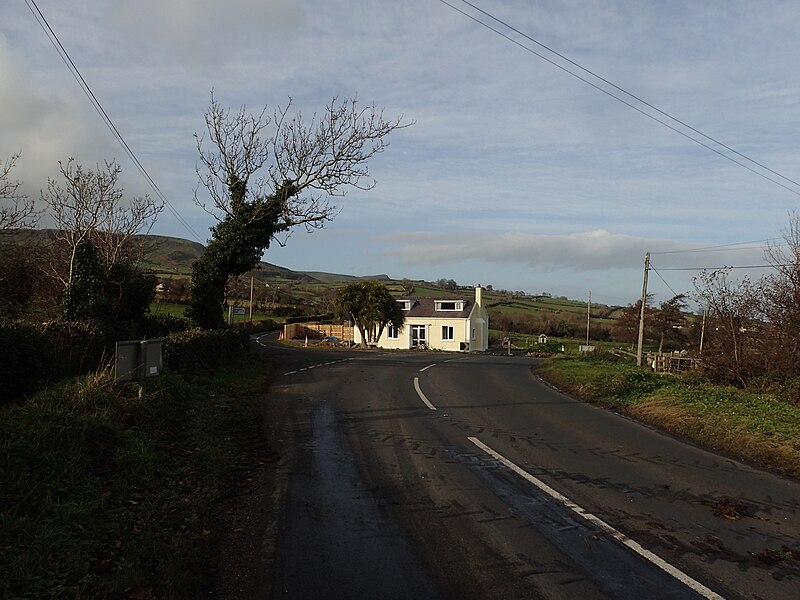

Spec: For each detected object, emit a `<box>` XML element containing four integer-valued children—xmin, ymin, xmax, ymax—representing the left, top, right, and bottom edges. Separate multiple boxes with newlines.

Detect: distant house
<box><xmin>354</xmin><ymin>285</ymin><xmax>489</xmax><ymax>351</ymax></box>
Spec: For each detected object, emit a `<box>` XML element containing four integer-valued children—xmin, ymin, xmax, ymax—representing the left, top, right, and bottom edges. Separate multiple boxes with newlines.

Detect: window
<box><xmin>387</xmin><ymin>323</ymin><xmax>399</xmax><ymax>339</ymax></box>
<box><xmin>435</xmin><ymin>300</ymin><xmax>463</xmax><ymax>311</ymax></box>
<box><xmin>471</xmin><ymin>328</ymin><xmax>476</xmax><ymax>340</ymax></box>
<box><xmin>397</xmin><ymin>300</ymin><xmax>412</xmax><ymax>311</ymax></box>
<box><xmin>442</xmin><ymin>325</ymin><xmax>454</xmax><ymax>341</ymax></box>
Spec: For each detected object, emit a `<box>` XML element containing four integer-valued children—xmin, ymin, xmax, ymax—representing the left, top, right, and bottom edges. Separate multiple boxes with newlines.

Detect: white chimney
<box><xmin>475</xmin><ymin>284</ymin><xmax>482</xmax><ymax>307</ymax></box>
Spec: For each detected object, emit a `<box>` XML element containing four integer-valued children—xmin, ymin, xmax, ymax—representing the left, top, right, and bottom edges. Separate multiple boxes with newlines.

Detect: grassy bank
<box><xmin>536</xmin><ymin>353</ymin><xmax>800</xmax><ymax>479</ymax></box>
<box><xmin>0</xmin><ymin>356</ymin><xmax>272</xmax><ymax>599</ymax></box>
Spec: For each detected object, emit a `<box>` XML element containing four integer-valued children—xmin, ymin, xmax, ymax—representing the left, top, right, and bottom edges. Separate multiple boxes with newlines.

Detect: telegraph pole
<box><xmin>586</xmin><ymin>290</ymin><xmax>591</xmax><ymax>346</ymax></box>
<box><xmin>699</xmin><ymin>309</ymin><xmax>707</xmax><ymax>353</ymax></box>
<box><xmin>636</xmin><ymin>252</ymin><xmax>650</xmax><ymax>367</ymax></box>
<box><xmin>249</xmin><ymin>276</ymin><xmax>254</xmax><ymax>322</ymax></box>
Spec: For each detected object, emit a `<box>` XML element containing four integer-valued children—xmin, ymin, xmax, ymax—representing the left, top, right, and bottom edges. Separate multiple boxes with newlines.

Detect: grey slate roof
<box><xmin>399</xmin><ymin>297</ymin><xmax>473</xmax><ymax>319</ymax></box>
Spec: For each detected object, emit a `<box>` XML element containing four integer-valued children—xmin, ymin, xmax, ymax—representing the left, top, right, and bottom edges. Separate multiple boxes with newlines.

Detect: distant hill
<box><xmin>303</xmin><ymin>271</ymin><xmax>392</xmax><ymax>283</ymax></box>
<box><xmin>139</xmin><ymin>235</ymin><xmax>204</xmax><ymax>274</ymax></box>
<box><xmin>140</xmin><ymin>234</ymin><xmax>320</xmax><ymax>282</ymax></box>
<box><xmin>4</xmin><ymin>230</ymin><xmax>320</xmax><ymax>282</ymax></box>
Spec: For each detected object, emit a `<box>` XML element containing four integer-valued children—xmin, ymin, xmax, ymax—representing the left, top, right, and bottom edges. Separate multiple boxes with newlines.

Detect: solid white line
<box><xmin>420</xmin><ymin>363</ymin><xmax>436</xmax><ymax>372</ymax></box>
<box><xmin>413</xmin><ymin>377</ymin><xmax>437</xmax><ymax>411</ymax></box>
<box><xmin>467</xmin><ymin>436</ymin><xmax>726</xmax><ymax>600</ymax></box>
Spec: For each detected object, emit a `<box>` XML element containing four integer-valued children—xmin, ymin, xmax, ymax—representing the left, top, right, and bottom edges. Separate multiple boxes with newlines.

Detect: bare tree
<box><xmin>0</xmin><ymin>152</ymin><xmax>38</xmax><ymax>231</ymax></box>
<box><xmin>188</xmin><ymin>93</ymin><xmax>411</xmax><ymax>328</ymax></box>
<box><xmin>693</xmin><ymin>269</ymin><xmax>763</xmax><ymax>387</ymax></box>
<box><xmin>759</xmin><ymin>211</ymin><xmax>800</xmax><ymax>377</ymax></box>
<box><xmin>195</xmin><ymin>94</ymin><xmax>408</xmax><ymax>234</ymax></box>
<box><xmin>41</xmin><ymin>159</ymin><xmax>164</xmax><ymax>288</ymax></box>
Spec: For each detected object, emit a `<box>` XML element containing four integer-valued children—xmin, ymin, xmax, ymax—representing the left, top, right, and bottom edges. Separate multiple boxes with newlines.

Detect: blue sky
<box><xmin>3</xmin><ymin>0</ymin><xmax>800</xmax><ymax>306</ymax></box>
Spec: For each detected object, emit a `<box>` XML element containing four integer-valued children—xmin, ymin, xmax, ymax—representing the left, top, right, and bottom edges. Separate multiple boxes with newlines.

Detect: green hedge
<box><xmin>162</xmin><ymin>328</ymin><xmax>251</xmax><ymax>375</ymax></box>
<box><xmin>0</xmin><ymin>321</ymin><xmax>115</xmax><ymax>404</ymax></box>
<box><xmin>0</xmin><ymin>317</ymin><xmax>251</xmax><ymax>403</ymax></box>
<box><xmin>0</xmin><ymin>316</ymin><xmax>199</xmax><ymax>404</ymax></box>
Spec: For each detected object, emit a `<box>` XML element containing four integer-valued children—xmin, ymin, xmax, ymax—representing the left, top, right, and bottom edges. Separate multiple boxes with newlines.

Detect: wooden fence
<box><xmin>612</xmin><ymin>348</ymin><xmax>701</xmax><ymax>373</ymax></box>
<box><xmin>283</xmin><ymin>322</ymin><xmax>354</xmax><ymax>342</ymax></box>
<box><xmin>644</xmin><ymin>351</ymin><xmax>700</xmax><ymax>373</ymax></box>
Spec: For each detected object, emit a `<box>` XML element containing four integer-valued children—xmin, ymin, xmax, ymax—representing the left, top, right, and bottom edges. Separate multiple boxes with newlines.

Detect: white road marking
<box><xmin>420</xmin><ymin>363</ymin><xmax>436</xmax><ymax>372</ymax></box>
<box><xmin>467</xmin><ymin>436</ymin><xmax>726</xmax><ymax>600</ymax></box>
<box><xmin>283</xmin><ymin>358</ymin><xmax>353</xmax><ymax>376</ymax></box>
<box><xmin>413</xmin><ymin>377</ymin><xmax>437</xmax><ymax>411</ymax></box>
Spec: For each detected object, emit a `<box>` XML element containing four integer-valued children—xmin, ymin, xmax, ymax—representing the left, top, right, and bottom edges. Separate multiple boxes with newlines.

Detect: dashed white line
<box><xmin>467</xmin><ymin>436</ymin><xmax>726</xmax><ymax>600</ymax></box>
<box><xmin>413</xmin><ymin>376</ymin><xmax>437</xmax><ymax>411</ymax></box>
<box><xmin>283</xmin><ymin>358</ymin><xmax>353</xmax><ymax>376</ymax></box>
<box><xmin>420</xmin><ymin>363</ymin><xmax>436</xmax><ymax>372</ymax></box>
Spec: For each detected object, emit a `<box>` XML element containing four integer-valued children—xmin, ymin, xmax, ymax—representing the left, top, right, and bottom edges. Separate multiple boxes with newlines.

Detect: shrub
<box><xmin>162</xmin><ymin>328</ymin><xmax>250</xmax><ymax>375</ymax></box>
<box><xmin>140</xmin><ymin>314</ymin><xmax>193</xmax><ymax>338</ymax></box>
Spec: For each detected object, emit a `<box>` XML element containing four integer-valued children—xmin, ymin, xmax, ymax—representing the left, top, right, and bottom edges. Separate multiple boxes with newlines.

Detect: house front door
<box><xmin>411</xmin><ymin>325</ymin><xmax>426</xmax><ymax>347</ymax></box>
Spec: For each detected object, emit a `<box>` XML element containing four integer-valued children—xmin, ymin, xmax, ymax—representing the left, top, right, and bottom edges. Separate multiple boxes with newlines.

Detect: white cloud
<box><xmin>384</xmin><ymin>229</ymin><xmax>766</xmax><ymax>272</ymax></box>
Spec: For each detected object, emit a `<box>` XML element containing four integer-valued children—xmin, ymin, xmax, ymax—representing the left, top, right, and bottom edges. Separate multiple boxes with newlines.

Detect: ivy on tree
<box><xmin>187</xmin><ymin>94</ymin><xmax>410</xmax><ymax>329</ymax></box>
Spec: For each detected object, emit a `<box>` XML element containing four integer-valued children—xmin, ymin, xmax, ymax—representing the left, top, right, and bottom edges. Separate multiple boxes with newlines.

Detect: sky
<box><xmin>3</xmin><ymin>0</ymin><xmax>800</xmax><ymax>307</ymax></box>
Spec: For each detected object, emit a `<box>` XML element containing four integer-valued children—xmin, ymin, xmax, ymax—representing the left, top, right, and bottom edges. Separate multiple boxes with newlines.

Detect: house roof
<box><xmin>399</xmin><ymin>297</ymin><xmax>473</xmax><ymax>319</ymax></box>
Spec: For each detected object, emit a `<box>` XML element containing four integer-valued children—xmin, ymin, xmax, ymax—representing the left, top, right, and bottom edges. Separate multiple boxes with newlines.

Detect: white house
<box><xmin>354</xmin><ymin>285</ymin><xmax>489</xmax><ymax>351</ymax></box>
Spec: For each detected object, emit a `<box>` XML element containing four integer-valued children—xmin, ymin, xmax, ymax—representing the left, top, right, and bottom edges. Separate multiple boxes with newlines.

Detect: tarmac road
<box><xmin>224</xmin><ymin>338</ymin><xmax>800</xmax><ymax>600</ymax></box>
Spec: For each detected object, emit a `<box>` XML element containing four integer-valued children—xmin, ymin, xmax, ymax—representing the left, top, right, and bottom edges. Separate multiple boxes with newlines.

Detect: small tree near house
<box><xmin>335</xmin><ymin>281</ymin><xmax>404</xmax><ymax>348</ymax></box>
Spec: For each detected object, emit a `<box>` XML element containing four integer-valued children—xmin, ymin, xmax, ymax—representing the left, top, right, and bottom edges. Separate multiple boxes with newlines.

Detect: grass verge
<box><xmin>0</xmin><ymin>355</ymin><xmax>273</xmax><ymax>599</ymax></box>
<box><xmin>536</xmin><ymin>353</ymin><xmax>800</xmax><ymax>479</ymax></box>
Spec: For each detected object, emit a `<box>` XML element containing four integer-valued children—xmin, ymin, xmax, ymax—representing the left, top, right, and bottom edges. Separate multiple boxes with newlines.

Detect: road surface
<box><xmin>215</xmin><ymin>339</ymin><xmax>800</xmax><ymax>599</ymax></box>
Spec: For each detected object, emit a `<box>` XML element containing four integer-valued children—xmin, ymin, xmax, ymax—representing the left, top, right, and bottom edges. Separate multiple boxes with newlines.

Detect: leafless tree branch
<box><xmin>0</xmin><ymin>152</ymin><xmax>39</xmax><ymax>231</ymax></box>
<box><xmin>40</xmin><ymin>158</ymin><xmax>164</xmax><ymax>288</ymax></box>
<box><xmin>194</xmin><ymin>93</ymin><xmax>412</xmax><ymax>236</ymax></box>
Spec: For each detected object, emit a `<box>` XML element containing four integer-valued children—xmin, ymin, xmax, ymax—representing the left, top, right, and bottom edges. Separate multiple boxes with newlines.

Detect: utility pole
<box><xmin>699</xmin><ymin>309</ymin><xmax>707</xmax><ymax>353</ymax></box>
<box><xmin>249</xmin><ymin>276</ymin><xmax>254</xmax><ymax>323</ymax></box>
<box><xmin>636</xmin><ymin>252</ymin><xmax>650</xmax><ymax>367</ymax></box>
<box><xmin>586</xmin><ymin>290</ymin><xmax>591</xmax><ymax>346</ymax></box>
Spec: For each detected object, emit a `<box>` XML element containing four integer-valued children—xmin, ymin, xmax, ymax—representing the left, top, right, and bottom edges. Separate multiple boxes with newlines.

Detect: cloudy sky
<box><xmin>3</xmin><ymin>0</ymin><xmax>800</xmax><ymax>306</ymax></box>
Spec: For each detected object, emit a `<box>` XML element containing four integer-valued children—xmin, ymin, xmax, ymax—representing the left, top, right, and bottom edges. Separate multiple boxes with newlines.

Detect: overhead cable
<box><xmin>24</xmin><ymin>0</ymin><xmax>205</xmax><ymax>243</ymax></box>
<box><xmin>439</xmin><ymin>0</ymin><xmax>800</xmax><ymax>198</ymax></box>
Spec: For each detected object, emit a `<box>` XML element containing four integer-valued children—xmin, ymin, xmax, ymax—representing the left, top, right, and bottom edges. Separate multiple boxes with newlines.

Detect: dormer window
<box><xmin>397</xmin><ymin>299</ymin><xmax>412</xmax><ymax>311</ymax></box>
<box><xmin>435</xmin><ymin>300</ymin><xmax>464</xmax><ymax>311</ymax></box>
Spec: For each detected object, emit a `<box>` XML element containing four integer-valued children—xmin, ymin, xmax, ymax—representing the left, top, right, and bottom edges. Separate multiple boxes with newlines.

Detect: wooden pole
<box><xmin>249</xmin><ymin>276</ymin><xmax>254</xmax><ymax>323</ymax></box>
<box><xmin>699</xmin><ymin>309</ymin><xmax>706</xmax><ymax>352</ymax></box>
<box><xmin>586</xmin><ymin>290</ymin><xmax>591</xmax><ymax>346</ymax></box>
<box><xmin>636</xmin><ymin>252</ymin><xmax>650</xmax><ymax>367</ymax></box>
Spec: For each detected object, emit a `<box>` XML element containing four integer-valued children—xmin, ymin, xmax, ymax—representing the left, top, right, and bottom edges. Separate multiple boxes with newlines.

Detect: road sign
<box><xmin>232</xmin><ymin>307</ymin><xmax>246</xmax><ymax>315</ymax></box>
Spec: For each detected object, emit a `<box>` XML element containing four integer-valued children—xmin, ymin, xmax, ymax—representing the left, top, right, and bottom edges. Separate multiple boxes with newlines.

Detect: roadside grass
<box><xmin>0</xmin><ymin>355</ymin><xmax>273</xmax><ymax>598</ymax></box>
<box><xmin>536</xmin><ymin>353</ymin><xmax>800</xmax><ymax>479</ymax></box>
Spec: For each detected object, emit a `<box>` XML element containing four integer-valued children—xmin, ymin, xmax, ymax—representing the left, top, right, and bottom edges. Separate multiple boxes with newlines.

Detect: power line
<box><xmin>651</xmin><ymin>239</ymin><xmax>780</xmax><ymax>255</ymax></box>
<box><xmin>652</xmin><ymin>264</ymin><xmax>784</xmax><ymax>271</ymax></box>
<box><xmin>648</xmin><ymin>263</ymin><xmax>682</xmax><ymax>298</ymax></box>
<box><xmin>439</xmin><ymin>0</ymin><xmax>800</xmax><ymax>198</ymax></box>
<box><xmin>24</xmin><ymin>0</ymin><xmax>205</xmax><ymax>243</ymax></box>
